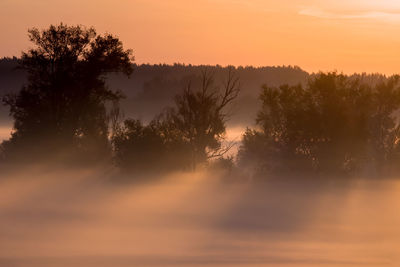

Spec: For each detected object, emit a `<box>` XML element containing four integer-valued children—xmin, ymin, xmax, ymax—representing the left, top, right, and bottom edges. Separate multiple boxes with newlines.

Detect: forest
<box><xmin>1</xmin><ymin>23</ymin><xmax>399</xmax><ymax>178</ymax></box>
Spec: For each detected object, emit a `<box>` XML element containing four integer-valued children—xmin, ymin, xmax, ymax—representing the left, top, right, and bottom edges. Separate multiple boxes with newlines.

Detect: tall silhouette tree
<box><xmin>1</xmin><ymin>23</ymin><xmax>133</xmax><ymax>162</ymax></box>
<box><xmin>111</xmin><ymin>68</ymin><xmax>240</xmax><ymax>172</ymax></box>
<box><xmin>168</xmin><ymin>67</ymin><xmax>240</xmax><ymax>168</ymax></box>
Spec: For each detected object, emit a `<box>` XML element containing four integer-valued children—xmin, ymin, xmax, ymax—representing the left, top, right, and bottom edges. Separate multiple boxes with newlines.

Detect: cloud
<box><xmin>299</xmin><ymin>7</ymin><xmax>400</xmax><ymax>22</ymax></box>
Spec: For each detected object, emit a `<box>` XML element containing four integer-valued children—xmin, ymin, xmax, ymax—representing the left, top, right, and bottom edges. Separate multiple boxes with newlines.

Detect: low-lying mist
<box><xmin>1</xmin><ymin>166</ymin><xmax>399</xmax><ymax>267</ymax></box>
<box><xmin>0</xmin><ymin>124</ymin><xmax>11</xmax><ymax>143</ymax></box>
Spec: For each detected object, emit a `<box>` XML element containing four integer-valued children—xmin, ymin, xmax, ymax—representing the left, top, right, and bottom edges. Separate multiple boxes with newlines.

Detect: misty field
<box><xmin>2</xmin><ymin>8</ymin><xmax>400</xmax><ymax>266</ymax></box>
<box><xmin>1</xmin><ymin>168</ymin><xmax>399</xmax><ymax>267</ymax></box>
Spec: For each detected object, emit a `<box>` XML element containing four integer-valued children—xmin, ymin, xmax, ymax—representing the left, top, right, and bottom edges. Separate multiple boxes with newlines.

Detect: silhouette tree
<box><xmin>112</xmin><ymin>116</ymin><xmax>192</xmax><ymax>172</ymax></box>
<box><xmin>112</xmin><ymin>68</ymin><xmax>240</xmax><ymax>172</ymax></box>
<box><xmin>238</xmin><ymin>73</ymin><xmax>400</xmax><ymax>175</ymax></box>
<box><xmin>1</xmin><ymin>23</ymin><xmax>133</xmax><ymax>162</ymax></box>
<box><xmin>368</xmin><ymin>76</ymin><xmax>400</xmax><ymax>170</ymax></box>
<box><xmin>168</xmin><ymin>67</ymin><xmax>240</xmax><ymax>168</ymax></box>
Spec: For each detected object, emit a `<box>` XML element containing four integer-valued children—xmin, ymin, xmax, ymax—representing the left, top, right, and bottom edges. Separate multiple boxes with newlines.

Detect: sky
<box><xmin>1</xmin><ymin>0</ymin><xmax>400</xmax><ymax>74</ymax></box>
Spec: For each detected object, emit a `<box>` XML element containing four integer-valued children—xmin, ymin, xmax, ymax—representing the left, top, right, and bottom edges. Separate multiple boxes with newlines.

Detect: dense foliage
<box><xmin>1</xmin><ymin>24</ymin><xmax>133</xmax><ymax>162</ymax></box>
<box><xmin>112</xmin><ymin>117</ymin><xmax>192</xmax><ymax>171</ymax></box>
<box><xmin>238</xmin><ymin>73</ymin><xmax>400</xmax><ymax>175</ymax></box>
<box><xmin>112</xmin><ymin>69</ymin><xmax>240</xmax><ymax>170</ymax></box>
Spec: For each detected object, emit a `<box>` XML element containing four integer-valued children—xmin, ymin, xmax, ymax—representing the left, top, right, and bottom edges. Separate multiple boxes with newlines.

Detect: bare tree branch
<box><xmin>207</xmin><ymin>139</ymin><xmax>238</xmax><ymax>159</ymax></box>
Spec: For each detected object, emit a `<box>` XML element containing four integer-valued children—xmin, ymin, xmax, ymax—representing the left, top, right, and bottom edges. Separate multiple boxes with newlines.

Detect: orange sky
<box><xmin>1</xmin><ymin>0</ymin><xmax>400</xmax><ymax>74</ymax></box>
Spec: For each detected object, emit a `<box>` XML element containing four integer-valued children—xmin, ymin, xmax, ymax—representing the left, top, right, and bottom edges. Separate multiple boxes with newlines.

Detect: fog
<box><xmin>2</xmin><ymin>23</ymin><xmax>400</xmax><ymax>267</ymax></box>
<box><xmin>0</xmin><ymin>125</ymin><xmax>11</xmax><ymax>143</ymax></box>
<box><xmin>0</xmin><ymin>124</ymin><xmax>247</xmax><ymax>154</ymax></box>
<box><xmin>1</xmin><ymin>167</ymin><xmax>399</xmax><ymax>267</ymax></box>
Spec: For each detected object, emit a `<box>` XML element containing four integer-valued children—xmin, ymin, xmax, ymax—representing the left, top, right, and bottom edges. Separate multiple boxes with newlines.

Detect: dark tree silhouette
<box><xmin>112</xmin><ymin>68</ymin><xmax>240</xmax><ymax>172</ymax></box>
<box><xmin>238</xmin><ymin>73</ymin><xmax>400</xmax><ymax>176</ymax></box>
<box><xmin>111</xmin><ymin>116</ymin><xmax>192</xmax><ymax>172</ymax></box>
<box><xmin>168</xmin><ymin>67</ymin><xmax>240</xmax><ymax>168</ymax></box>
<box><xmin>1</xmin><ymin>23</ymin><xmax>133</xmax><ymax>162</ymax></box>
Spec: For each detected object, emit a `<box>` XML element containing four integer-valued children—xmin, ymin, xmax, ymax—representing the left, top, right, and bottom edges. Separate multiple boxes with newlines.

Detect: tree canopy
<box><xmin>168</xmin><ymin>68</ymin><xmax>240</xmax><ymax>167</ymax></box>
<box><xmin>238</xmin><ymin>73</ymin><xmax>400</xmax><ymax>176</ymax></box>
<box><xmin>1</xmin><ymin>23</ymin><xmax>133</xmax><ymax>162</ymax></box>
<box><xmin>112</xmin><ymin>68</ymin><xmax>240</xmax><ymax>171</ymax></box>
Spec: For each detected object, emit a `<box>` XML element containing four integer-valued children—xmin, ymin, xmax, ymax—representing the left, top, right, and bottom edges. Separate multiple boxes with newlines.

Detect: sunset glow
<box><xmin>3</xmin><ymin>2</ymin><xmax>400</xmax><ymax>266</ymax></box>
<box><xmin>1</xmin><ymin>0</ymin><xmax>400</xmax><ymax>74</ymax></box>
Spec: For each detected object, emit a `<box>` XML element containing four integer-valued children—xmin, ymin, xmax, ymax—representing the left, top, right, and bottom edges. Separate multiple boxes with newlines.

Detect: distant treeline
<box><xmin>1</xmin><ymin>57</ymin><xmax>389</xmax><ymax>127</ymax></box>
<box><xmin>0</xmin><ymin>57</ymin><xmax>307</xmax><ymax>126</ymax></box>
<box><xmin>1</xmin><ymin>24</ymin><xmax>399</xmax><ymax>178</ymax></box>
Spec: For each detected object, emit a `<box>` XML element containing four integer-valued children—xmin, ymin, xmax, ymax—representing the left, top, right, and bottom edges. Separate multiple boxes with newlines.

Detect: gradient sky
<box><xmin>1</xmin><ymin>0</ymin><xmax>400</xmax><ymax>74</ymax></box>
